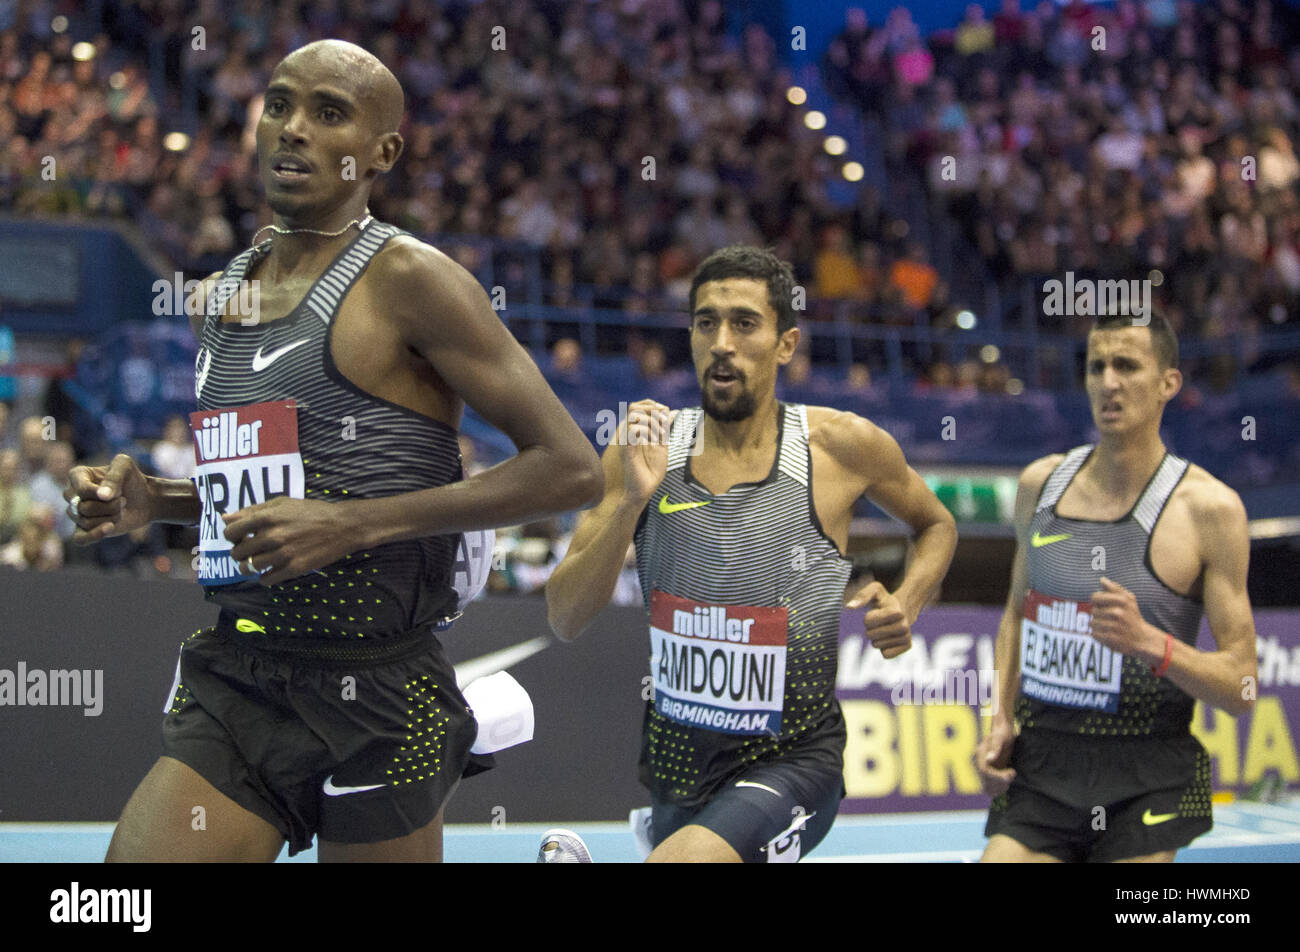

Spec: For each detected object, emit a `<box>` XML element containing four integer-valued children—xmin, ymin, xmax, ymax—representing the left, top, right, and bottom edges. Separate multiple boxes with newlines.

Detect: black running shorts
<box><xmin>984</xmin><ymin>728</ymin><xmax>1213</xmax><ymax>862</ymax></box>
<box><xmin>160</xmin><ymin>611</ymin><xmax>488</xmax><ymax>856</ymax></box>
<box><xmin>651</xmin><ymin>759</ymin><xmax>844</xmax><ymax>863</ymax></box>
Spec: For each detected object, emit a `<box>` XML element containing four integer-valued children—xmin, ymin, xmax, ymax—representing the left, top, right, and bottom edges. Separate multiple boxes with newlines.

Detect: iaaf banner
<box><xmin>835</xmin><ymin>606</ymin><xmax>1300</xmax><ymax>813</ymax></box>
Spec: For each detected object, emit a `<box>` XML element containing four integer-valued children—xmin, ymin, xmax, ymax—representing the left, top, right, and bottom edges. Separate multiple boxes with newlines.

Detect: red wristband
<box><xmin>1151</xmin><ymin>633</ymin><xmax>1174</xmax><ymax>677</ymax></box>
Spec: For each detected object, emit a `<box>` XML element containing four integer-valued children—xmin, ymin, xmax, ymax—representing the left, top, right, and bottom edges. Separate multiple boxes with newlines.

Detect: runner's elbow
<box><xmin>545</xmin><ymin>595</ymin><xmax>584</xmax><ymax>643</ymax></box>
<box><xmin>561</xmin><ymin>446</ymin><xmax>604</xmax><ymax>510</ymax></box>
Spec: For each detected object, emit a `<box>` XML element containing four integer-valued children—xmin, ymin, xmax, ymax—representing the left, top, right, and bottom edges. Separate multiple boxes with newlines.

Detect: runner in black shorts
<box><xmin>64</xmin><ymin>39</ymin><xmax>601</xmax><ymax>862</ymax></box>
<box><xmin>544</xmin><ymin>246</ymin><xmax>956</xmax><ymax>862</ymax></box>
<box><xmin>648</xmin><ymin>760</ymin><xmax>845</xmax><ymax>863</ymax></box>
<box><xmin>159</xmin><ymin>612</ymin><xmax>484</xmax><ymax>857</ymax></box>
<box><xmin>986</xmin><ymin>731</ymin><xmax>1213</xmax><ymax>863</ymax></box>
<box><xmin>976</xmin><ymin>314</ymin><xmax>1257</xmax><ymax>863</ymax></box>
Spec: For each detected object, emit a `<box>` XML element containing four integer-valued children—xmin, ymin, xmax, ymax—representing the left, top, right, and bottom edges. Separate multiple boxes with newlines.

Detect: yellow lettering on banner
<box><xmin>923</xmin><ymin>705</ymin><xmax>981</xmax><ymax>795</ymax></box>
<box><xmin>1191</xmin><ymin>702</ymin><xmax>1240</xmax><ymax>786</ymax></box>
<box><xmin>1242</xmin><ymin>696</ymin><xmax>1300</xmax><ymax>785</ymax></box>
<box><xmin>842</xmin><ymin>691</ymin><xmax>1300</xmax><ymax>803</ymax></box>
<box><xmin>897</xmin><ymin>704</ymin><xmax>924</xmax><ymax>795</ymax></box>
<box><xmin>841</xmin><ymin>700</ymin><xmax>898</xmax><ymax>797</ymax></box>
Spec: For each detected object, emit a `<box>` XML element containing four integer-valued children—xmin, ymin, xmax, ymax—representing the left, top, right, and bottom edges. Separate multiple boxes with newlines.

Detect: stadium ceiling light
<box><xmin>841</xmin><ymin>161</ymin><xmax>864</xmax><ymax>182</ymax></box>
<box><xmin>1006</xmin><ymin>378</ymin><xmax>1024</xmax><ymax>395</ymax></box>
<box><xmin>52</xmin><ymin>16</ymin><xmax>69</xmax><ymax>34</ymax></box>
<box><xmin>109</xmin><ymin>71</ymin><xmax>126</xmax><ymax>89</ymax></box>
<box><xmin>1148</xmin><ymin>269</ymin><xmax>1164</xmax><ymax>287</ymax></box>
<box><xmin>804</xmin><ymin>110</ymin><xmax>827</xmax><ymax>130</ymax></box>
<box><xmin>786</xmin><ymin>86</ymin><xmax>807</xmax><ymax>105</ymax></box>
<box><xmin>980</xmin><ymin>344</ymin><xmax>1000</xmax><ymax>364</ymax></box>
<box><xmin>824</xmin><ymin>135</ymin><xmax>847</xmax><ymax>156</ymax></box>
<box><xmin>71</xmin><ymin>42</ymin><xmax>95</xmax><ymax>61</ymax></box>
<box><xmin>955</xmin><ymin>310</ymin><xmax>976</xmax><ymax>329</ymax></box>
<box><xmin>163</xmin><ymin>132</ymin><xmax>191</xmax><ymax>152</ymax></box>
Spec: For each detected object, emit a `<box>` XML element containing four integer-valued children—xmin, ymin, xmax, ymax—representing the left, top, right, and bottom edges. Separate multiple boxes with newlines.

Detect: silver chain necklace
<box><xmin>252</xmin><ymin>207</ymin><xmax>373</xmax><ymax>245</ymax></box>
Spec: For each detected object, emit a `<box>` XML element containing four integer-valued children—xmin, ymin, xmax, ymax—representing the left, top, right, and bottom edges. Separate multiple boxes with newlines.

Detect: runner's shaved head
<box><xmin>275</xmin><ymin>39</ymin><xmax>404</xmax><ymax>135</ymax></box>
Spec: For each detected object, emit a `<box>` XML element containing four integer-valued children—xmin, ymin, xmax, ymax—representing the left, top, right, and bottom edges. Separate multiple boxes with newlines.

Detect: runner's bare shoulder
<box><xmin>1018</xmin><ymin>453</ymin><xmax>1067</xmax><ymax>503</ymax></box>
<box><xmin>1174</xmin><ymin>463</ymin><xmax>1248</xmax><ymax>531</ymax></box>
<box><xmin>803</xmin><ymin>405</ymin><xmax>891</xmax><ymax>469</ymax></box>
<box><xmin>363</xmin><ymin>234</ymin><xmax>498</xmax><ymax>340</ymax></box>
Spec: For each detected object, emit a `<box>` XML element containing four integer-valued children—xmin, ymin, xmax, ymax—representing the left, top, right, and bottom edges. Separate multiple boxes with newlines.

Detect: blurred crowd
<box><xmin>4</xmin><ymin>0</ymin><xmax>1299</xmax><ymax>391</ymax></box>
<box><xmin>1</xmin><ymin>0</ymin><xmax>843</xmax><ymax>302</ymax></box>
<box><xmin>3</xmin><ymin>0</ymin><xmax>1300</xmax><ymax>586</ymax></box>
<box><xmin>824</xmin><ymin>0</ymin><xmax>1300</xmax><ymax>387</ymax></box>
<box><xmin>0</xmin><ymin>400</ymin><xmax>191</xmax><ymax>574</ymax></box>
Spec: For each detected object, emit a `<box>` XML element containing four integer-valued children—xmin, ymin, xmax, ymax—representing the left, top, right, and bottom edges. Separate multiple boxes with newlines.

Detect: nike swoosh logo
<box><xmin>322</xmin><ymin>776</ymin><xmax>385</xmax><ymax>797</ymax></box>
<box><xmin>659</xmin><ymin>497</ymin><xmax>711</xmax><ymax>515</ymax></box>
<box><xmin>195</xmin><ymin>348</ymin><xmax>211</xmax><ymax>398</ymax></box>
<box><xmin>1142</xmin><ymin>809</ymin><xmax>1178</xmax><ymax>826</ymax></box>
<box><xmin>1031</xmin><ymin>532</ymin><xmax>1071</xmax><ymax>547</ymax></box>
<box><xmin>252</xmin><ymin>339</ymin><xmax>310</xmax><ymax>371</ymax></box>
<box><xmin>735</xmin><ymin>780</ymin><xmax>782</xmax><ymax>797</ymax></box>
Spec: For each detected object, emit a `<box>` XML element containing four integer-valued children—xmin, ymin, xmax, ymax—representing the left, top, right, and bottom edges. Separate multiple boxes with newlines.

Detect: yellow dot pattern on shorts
<box><xmin>1176</xmin><ymin>746</ymin><xmax>1214</xmax><ymax>819</ymax></box>
<box><xmin>388</xmin><ymin>675</ymin><xmax>450</xmax><ymax>785</ymax></box>
<box><xmin>166</xmin><ymin>628</ymin><xmax>207</xmax><ymax>714</ymax></box>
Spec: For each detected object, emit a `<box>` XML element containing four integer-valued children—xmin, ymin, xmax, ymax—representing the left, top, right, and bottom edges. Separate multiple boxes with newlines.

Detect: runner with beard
<box><xmin>541</xmin><ymin>245</ymin><xmax>957</xmax><ymax>862</ymax></box>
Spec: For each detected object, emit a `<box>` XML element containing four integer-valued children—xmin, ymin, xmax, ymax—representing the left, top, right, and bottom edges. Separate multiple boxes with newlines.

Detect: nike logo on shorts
<box><xmin>1141</xmin><ymin>809</ymin><xmax>1178</xmax><ymax>826</ymax></box>
<box><xmin>252</xmin><ymin>339</ymin><xmax>310</xmax><ymax>372</ymax></box>
<box><xmin>323</xmin><ymin>776</ymin><xmax>385</xmax><ymax>797</ymax></box>
<box><xmin>735</xmin><ymin>780</ymin><xmax>782</xmax><ymax>797</ymax></box>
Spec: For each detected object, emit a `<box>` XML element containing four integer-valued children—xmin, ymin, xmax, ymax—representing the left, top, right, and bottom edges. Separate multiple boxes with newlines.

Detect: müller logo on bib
<box><xmin>1019</xmin><ymin>589</ymin><xmax>1124</xmax><ymax>712</ymax></box>
<box><xmin>189</xmin><ymin>400</ymin><xmax>305</xmax><ymax>586</ymax></box>
<box><xmin>649</xmin><ymin>590</ymin><xmax>788</xmax><ymax>735</ymax></box>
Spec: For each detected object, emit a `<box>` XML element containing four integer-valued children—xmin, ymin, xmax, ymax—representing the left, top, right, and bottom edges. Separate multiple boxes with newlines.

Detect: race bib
<box><xmin>190</xmin><ymin>401</ymin><xmax>305</xmax><ymax>586</ymax></box>
<box><xmin>649</xmin><ymin>590</ymin><xmax>787</xmax><ymax>735</ymax></box>
<box><xmin>1019</xmin><ymin>589</ymin><xmax>1123</xmax><ymax>712</ymax></box>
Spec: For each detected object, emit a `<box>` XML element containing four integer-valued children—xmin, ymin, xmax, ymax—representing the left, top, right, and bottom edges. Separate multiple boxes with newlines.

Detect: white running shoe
<box><xmin>537</xmin><ymin>828</ymin><xmax>593</xmax><ymax>863</ymax></box>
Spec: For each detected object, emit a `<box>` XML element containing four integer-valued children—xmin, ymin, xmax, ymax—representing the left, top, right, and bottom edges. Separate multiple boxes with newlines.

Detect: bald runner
<box><xmin>66</xmin><ymin>40</ymin><xmax>601</xmax><ymax>863</ymax></box>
